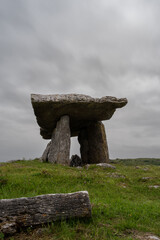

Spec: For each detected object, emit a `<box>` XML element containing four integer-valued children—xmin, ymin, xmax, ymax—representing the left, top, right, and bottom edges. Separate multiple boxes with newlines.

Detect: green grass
<box><xmin>110</xmin><ymin>158</ymin><xmax>160</xmax><ymax>166</ymax></box>
<box><xmin>0</xmin><ymin>158</ymin><xmax>160</xmax><ymax>240</ymax></box>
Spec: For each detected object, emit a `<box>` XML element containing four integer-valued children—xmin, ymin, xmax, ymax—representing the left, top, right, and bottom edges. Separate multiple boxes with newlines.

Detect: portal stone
<box><xmin>78</xmin><ymin>121</ymin><xmax>109</xmax><ymax>164</ymax></box>
<box><xmin>48</xmin><ymin>115</ymin><xmax>71</xmax><ymax>164</ymax></box>
<box><xmin>31</xmin><ymin>93</ymin><xmax>128</xmax><ymax>165</ymax></box>
<box><xmin>78</xmin><ymin>129</ymin><xmax>89</xmax><ymax>165</ymax></box>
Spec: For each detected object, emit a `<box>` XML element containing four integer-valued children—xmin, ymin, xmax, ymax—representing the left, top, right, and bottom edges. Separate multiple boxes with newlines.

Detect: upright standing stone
<box><xmin>78</xmin><ymin>129</ymin><xmax>89</xmax><ymax>165</ymax></box>
<box><xmin>78</xmin><ymin>121</ymin><xmax>109</xmax><ymax>164</ymax></box>
<box><xmin>41</xmin><ymin>141</ymin><xmax>51</xmax><ymax>162</ymax></box>
<box><xmin>48</xmin><ymin>115</ymin><xmax>71</xmax><ymax>164</ymax></box>
<box><xmin>88</xmin><ymin>122</ymin><xmax>109</xmax><ymax>163</ymax></box>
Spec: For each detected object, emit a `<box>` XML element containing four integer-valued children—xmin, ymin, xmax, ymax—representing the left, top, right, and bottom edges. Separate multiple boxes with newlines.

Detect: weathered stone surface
<box><xmin>48</xmin><ymin>115</ymin><xmax>70</xmax><ymax>164</ymax></box>
<box><xmin>40</xmin><ymin>141</ymin><xmax>51</xmax><ymax>162</ymax></box>
<box><xmin>31</xmin><ymin>94</ymin><xmax>127</xmax><ymax>139</ymax></box>
<box><xmin>78</xmin><ymin>129</ymin><xmax>89</xmax><ymax>165</ymax></box>
<box><xmin>149</xmin><ymin>185</ymin><xmax>160</xmax><ymax>189</ymax></box>
<box><xmin>96</xmin><ymin>163</ymin><xmax>116</xmax><ymax>169</ymax></box>
<box><xmin>0</xmin><ymin>191</ymin><xmax>91</xmax><ymax>235</ymax></box>
<box><xmin>88</xmin><ymin>121</ymin><xmax>109</xmax><ymax>163</ymax></box>
<box><xmin>78</xmin><ymin>121</ymin><xmax>109</xmax><ymax>164</ymax></box>
<box><xmin>70</xmin><ymin>155</ymin><xmax>82</xmax><ymax>167</ymax></box>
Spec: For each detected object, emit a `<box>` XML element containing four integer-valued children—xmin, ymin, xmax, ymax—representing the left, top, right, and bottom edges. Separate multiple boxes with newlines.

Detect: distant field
<box><xmin>110</xmin><ymin>158</ymin><xmax>160</xmax><ymax>166</ymax></box>
<box><xmin>0</xmin><ymin>158</ymin><xmax>160</xmax><ymax>240</ymax></box>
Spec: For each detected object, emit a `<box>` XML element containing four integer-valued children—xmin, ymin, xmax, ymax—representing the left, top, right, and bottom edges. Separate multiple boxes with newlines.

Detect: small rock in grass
<box><xmin>84</xmin><ymin>164</ymin><xmax>90</xmax><ymax>170</ymax></box>
<box><xmin>142</xmin><ymin>168</ymin><xmax>149</xmax><ymax>171</ymax></box>
<box><xmin>135</xmin><ymin>166</ymin><xmax>141</xmax><ymax>169</ymax></box>
<box><xmin>96</xmin><ymin>163</ymin><xmax>116</xmax><ymax>169</ymax></box>
<box><xmin>148</xmin><ymin>236</ymin><xmax>160</xmax><ymax>240</ymax></box>
<box><xmin>149</xmin><ymin>185</ymin><xmax>160</xmax><ymax>189</ymax></box>
<box><xmin>109</xmin><ymin>173</ymin><xmax>125</xmax><ymax>178</ymax></box>
<box><xmin>142</xmin><ymin>177</ymin><xmax>152</xmax><ymax>181</ymax></box>
<box><xmin>119</xmin><ymin>183</ymin><xmax>127</xmax><ymax>188</ymax></box>
<box><xmin>70</xmin><ymin>155</ymin><xmax>82</xmax><ymax>167</ymax></box>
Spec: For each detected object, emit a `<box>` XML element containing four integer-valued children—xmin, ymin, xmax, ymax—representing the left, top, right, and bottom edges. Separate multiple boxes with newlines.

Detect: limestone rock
<box><xmin>78</xmin><ymin>121</ymin><xmax>109</xmax><ymax>164</ymax></box>
<box><xmin>96</xmin><ymin>163</ymin><xmax>116</xmax><ymax>169</ymax></box>
<box><xmin>48</xmin><ymin>115</ymin><xmax>71</xmax><ymax>164</ymax></box>
<box><xmin>70</xmin><ymin>155</ymin><xmax>82</xmax><ymax>167</ymax></box>
<box><xmin>149</xmin><ymin>185</ymin><xmax>159</xmax><ymax>189</ymax></box>
<box><xmin>31</xmin><ymin>94</ymin><xmax>127</xmax><ymax>138</ymax></box>
<box><xmin>87</xmin><ymin>121</ymin><xmax>109</xmax><ymax>163</ymax></box>
<box><xmin>78</xmin><ymin>129</ymin><xmax>89</xmax><ymax>165</ymax></box>
<box><xmin>148</xmin><ymin>236</ymin><xmax>160</xmax><ymax>240</ymax></box>
<box><xmin>41</xmin><ymin>141</ymin><xmax>51</xmax><ymax>162</ymax></box>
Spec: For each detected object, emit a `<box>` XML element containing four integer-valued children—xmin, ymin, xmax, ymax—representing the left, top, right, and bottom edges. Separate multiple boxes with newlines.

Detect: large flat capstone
<box><xmin>31</xmin><ymin>94</ymin><xmax>127</xmax><ymax>139</ymax></box>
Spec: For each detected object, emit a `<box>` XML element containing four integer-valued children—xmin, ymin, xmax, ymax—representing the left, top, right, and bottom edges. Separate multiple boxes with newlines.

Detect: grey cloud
<box><xmin>0</xmin><ymin>0</ymin><xmax>160</xmax><ymax>161</ymax></box>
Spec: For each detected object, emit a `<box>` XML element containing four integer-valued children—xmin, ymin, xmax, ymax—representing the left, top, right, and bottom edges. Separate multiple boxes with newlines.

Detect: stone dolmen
<box><xmin>31</xmin><ymin>94</ymin><xmax>127</xmax><ymax>165</ymax></box>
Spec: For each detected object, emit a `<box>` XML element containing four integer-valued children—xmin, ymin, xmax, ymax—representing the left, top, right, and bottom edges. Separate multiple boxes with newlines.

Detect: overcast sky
<box><xmin>0</xmin><ymin>0</ymin><xmax>160</xmax><ymax>162</ymax></box>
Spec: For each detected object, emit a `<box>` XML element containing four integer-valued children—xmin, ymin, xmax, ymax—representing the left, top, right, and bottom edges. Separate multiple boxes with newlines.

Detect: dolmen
<box><xmin>31</xmin><ymin>94</ymin><xmax>127</xmax><ymax>165</ymax></box>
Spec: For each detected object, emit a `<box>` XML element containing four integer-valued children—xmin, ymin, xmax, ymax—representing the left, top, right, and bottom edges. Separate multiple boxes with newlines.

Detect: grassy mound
<box><xmin>0</xmin><ymin>159</ymin><xmax>160</xmax><ymax>240</ymax></box>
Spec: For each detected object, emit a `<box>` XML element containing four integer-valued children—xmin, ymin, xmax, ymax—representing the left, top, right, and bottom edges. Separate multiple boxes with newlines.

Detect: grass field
<box><xmin>0</xmin><ymin>158</ymin><xmax>160</xmax><ymax>240</ymax></box>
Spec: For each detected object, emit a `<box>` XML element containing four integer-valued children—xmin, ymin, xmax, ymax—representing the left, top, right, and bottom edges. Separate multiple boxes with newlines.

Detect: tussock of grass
<box><xmin>0</xmin><ymin>158</ymin><xmax>160</xmax><ymax>240</ymax></box>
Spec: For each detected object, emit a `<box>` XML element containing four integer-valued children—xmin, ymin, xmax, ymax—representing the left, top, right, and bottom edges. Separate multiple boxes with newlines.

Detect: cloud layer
<box><xmin>0</xmin><ymin>0</ymin><xmax>160</xmax><ymax>161</ymax></box>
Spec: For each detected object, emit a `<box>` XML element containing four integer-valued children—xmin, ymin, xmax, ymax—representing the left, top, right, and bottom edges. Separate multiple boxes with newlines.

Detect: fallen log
<box><xmin>0</xmin><ymin>191</ymin><xmax>91</xmax><ymax>235</ymax></box>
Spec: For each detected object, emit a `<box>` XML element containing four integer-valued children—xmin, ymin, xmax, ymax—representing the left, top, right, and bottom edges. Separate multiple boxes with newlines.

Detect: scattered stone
<box><xmin>107</xmin><ymin>173</ymin><xmax>126</xmax><ymax>178</ymax></box>
<box><xmin>141</xmin><ymin>177</ymin><xmax>152</xmax><ymax>181</ymax></box>
<box><xmin>84</xmin><ymin>164</ymin><xmax>90</xmax><ymax>170</ymax></box>
<box><xmin>96</xmin><ymin>163</ymin><xmax>116</xmax><ymax>169</ymax></box>
<box><xmin>142</xmin><ymin>177</ymin><xmax>151</xmax><ymax>180</ymax></box>
<box><xmin>142</xmin><ymin>168</ymin><xmax>149</xmax><ymax>171</ymax></box>
<box><xmin>119</xmin><ymin>183</ymin><xmax>127</xmax><ymax>188</ymax></box>
<box><xmin>135</xmin><ymin>166</ymin><xmax>141</xmax><ymax>169</ymax></box>
<box><xmin>84</xmin><ymin>163</ymin><xmax>116</xmax><ymax>169</ymax></box>
<box><xmin>70</xmin><ymin>155</ymin><xmax>82</xmax><ymax>167</ymax></box>
<box><xmin>134</xmin><ymin>233</ymin><xmax>160</xmax><ymax>240</ymax></box>
<box><xmin>149</xmin><ymin>185</ymin><xmax>160</xmax><ymax>189</ymax></box>
<box><xmin>148</xmin><ymin>236</ymin><xmax>160</xmax><ymax>240</ymax></box>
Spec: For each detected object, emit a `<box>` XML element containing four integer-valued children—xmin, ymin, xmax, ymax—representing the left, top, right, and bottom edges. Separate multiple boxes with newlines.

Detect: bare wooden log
<box><xmin>0</xmin><ymin>191</ymin><xmax>91</xmax><ymax>235</ymax></box>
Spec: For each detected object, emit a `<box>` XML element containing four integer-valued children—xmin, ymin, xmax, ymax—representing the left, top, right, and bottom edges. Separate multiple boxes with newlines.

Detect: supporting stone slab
<box><xmin>48</xmin><ymin>115</ymin><xmax>71</xmax><ymax>164</ymax></box>
<box><xmin>41</xmin><ymin>141</ymin><xmax>51</xmax><ymax>162</ymax></box>
<box><xmin>78</xmin><ymin>121</ymin><xmax>109</xmax><ymax>164</ymax></box>
<box><xmin>78</xmin><ymin>129</ymin><xmax>89</xmax><ymax>165</ymax></box>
